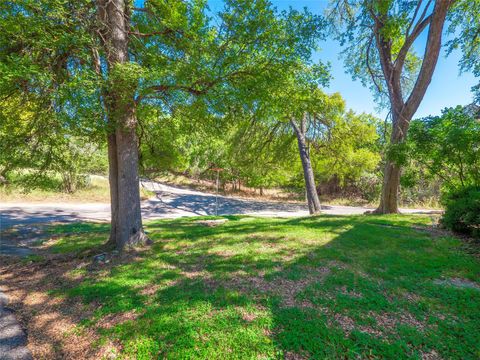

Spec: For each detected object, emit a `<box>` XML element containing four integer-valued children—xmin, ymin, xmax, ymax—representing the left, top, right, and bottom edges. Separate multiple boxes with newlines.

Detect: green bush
<box><xmin>441</xmin><ymin>186</ymin><xmax>480</xmax><ymax>238</ymax></box>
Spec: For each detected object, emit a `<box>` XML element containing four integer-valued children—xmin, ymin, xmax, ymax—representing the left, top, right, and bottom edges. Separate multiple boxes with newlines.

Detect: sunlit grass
<box><xmin>43</xmin><ymin>214</ymin><xmax>480</xmax><ymax>359</ymax></box>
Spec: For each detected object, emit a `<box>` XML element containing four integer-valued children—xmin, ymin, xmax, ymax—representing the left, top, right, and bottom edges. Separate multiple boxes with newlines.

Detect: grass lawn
<box><xmin>1</xmin><ymin>215</ymin><xmax>479</xmax><ymax>359</ymax></box>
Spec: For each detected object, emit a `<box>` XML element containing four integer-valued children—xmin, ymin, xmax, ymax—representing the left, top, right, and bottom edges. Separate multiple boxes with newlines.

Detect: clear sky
<box><xmin>208</xmin><ymin>0</ymin><xmax>478</xmax><ymax>119</ymax></box>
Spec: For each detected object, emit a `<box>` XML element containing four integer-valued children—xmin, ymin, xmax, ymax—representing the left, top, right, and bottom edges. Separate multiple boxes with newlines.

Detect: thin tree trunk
<box><xmin>98</xmin><ymin>0</ymin><xmax>147</xmax><ymax>249</ymax></box>
<box><xmin>290</xmin><ymin>118</ymin><xmax>321</xmax><ymax>215</ymax></box>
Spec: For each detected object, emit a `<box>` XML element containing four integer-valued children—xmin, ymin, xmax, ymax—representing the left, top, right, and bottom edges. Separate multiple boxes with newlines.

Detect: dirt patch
<box><xmin>402</xmin><ymin>292</ymin><xmax>422</xmax><ymax>303</ymax></box>
<box><xmin>338</xmin><ymin>286</ymin><xmax>363</xmax><ymax>298</ymax></box>
<box><xmin>375</xmin><ymin>311</ymin><xmax>426</xmax><ymax>331</ymax></box>
<box><xmin>284</xmin><ymin>350</ymin><xmax>309</xmax><ymax>360</ymax></box>
<box><xmin>433</xmin><ymin>277</ymin><xmax>480</xmax><ymax>291</ymax></box>
<box><xmin>231</xmin><ymin>267</ymin><xmax>331</xmax><ymax>307</ymax></box>
<box><xmin>139</xmin><ymin>284</ymin><xmax>162</xmax><ymax>297</ymax></box>
<box><xmin>333</xmin><ymin>313</ymin><xmax>356</xmax><ymax>333</ymax></box>
<box><xmin>195</xmin><ymin>219</ymin><xmax>228</xmax><ymax>227</ymax></box>
<box><xmin>210</xmin><ymin>249</ymin><xmax>237</xmax><ymax>258</ymax></box>
<box><xmin>330</xmin><ymin>310</ymin><xmax>427</xmax><ymax>338</ymax></box>
<box><xmin>421</xmin><ymin>349</ymin><xmax>442</xmax><ymax>360</ymax></box>
<box><xmin>235</xmin><ymin>306</ymin><xmax>265</xmax><ymax>323</ymax></box>
<box><xmin>0</xmin><ymin>260</ymin><xmax>103</xmax><ymax>358</ymax></box>
<box><xmin>0</xmin><ymin>252</ymin><xmax>146</xmax><ymax>359</ymax></box>
<box><xmin>181</xmin><ymin>269</ymin><xmax>209</xmax><ymax>279</ymax></box>
<box><xmin>96</xmin><ymin>310</ymin><xmax>140</xmax><ymax>330</ymax></box>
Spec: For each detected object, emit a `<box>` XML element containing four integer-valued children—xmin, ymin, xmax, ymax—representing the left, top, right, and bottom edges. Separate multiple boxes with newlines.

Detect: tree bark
<box><xmin>106</xmin><ymin>133</ymin><xmax>119</xmax><ymax>246</ymax></box>
<box><xmin>377</xmin><ymin>159</ymin><xmax>401</xmax><ymax>214</ymax></box>
<box><xmin>98</xmin><ymin>0</ymin><xmax>148</xmax><ymax>249</ymax></box>
<box><xmin>114</xmin><ymin>110</ymin><xmax>147</xmax><ymax>248</ymax></box>
<box><xmin>290</xmin><ymin>117</ymin><xmax>321</xmax><ymax>215</ymax></box>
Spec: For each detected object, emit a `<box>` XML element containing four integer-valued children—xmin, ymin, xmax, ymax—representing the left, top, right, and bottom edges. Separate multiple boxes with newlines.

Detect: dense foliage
<box><xmin>407</xmin><ymin>106</ymin><xmax>480</xmax><ymax>192</ymax></box>
<box><xmin>442</xmin><ymin>186</ymin><xmax>480</xmax><ymax>238</ymax></box>
<box><xmin>405</xmin><ymin>106</ymin><xmax>480</xmax><ymax>233</ymax></box>
<box><xmin>0</xmin><ymin>0</ymin><xmax>478</xmax><ymax>210</ymax></box>
<box><xmin>138</xmin><ymin>97</ymin><xmax>381</xmax><ymax>198</ymax></box>
<box><xmin>0</xmin><ymin>96</ymin><xmax>107</xmax><ymax>191</ymax></box>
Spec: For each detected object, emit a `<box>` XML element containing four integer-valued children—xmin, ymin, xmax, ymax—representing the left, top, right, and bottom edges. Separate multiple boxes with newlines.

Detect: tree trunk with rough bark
<box><xmin>290</xmin><ymin>117</ymin><xmax>321</xmax><ymax>215</ymax></box>
<box><xmin>107</xmin><ymin>133</ymin><xmax>119</xmax><ymax>245</ymax></box>
<box><xmin>377</xmin><ymin>159</ymin><xmax>402</xmax><ymax>214</ymax></box>
<box><xmin>98</xmin><ymin>0</ymin><xmax>148</xmax><ymax>249</ymax></box>
<box><xmin>376</xmin><ymin>110</ymin><xmax>404</xmax><ymax>214</ymax></box>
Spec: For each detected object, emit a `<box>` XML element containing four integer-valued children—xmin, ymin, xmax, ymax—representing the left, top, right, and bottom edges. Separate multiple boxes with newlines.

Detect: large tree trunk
<box><xmin>290</xmin><ymin>118</ymin><xmax>321</xmax><ymax>215</ymax></box>
<box><xmin>114</xmin><ymin>110</ymin><xmax>147</xmax><ymax>248</ymax></box>
<box><xmin>98</xmin><ymin>0</ymin><xmax>148</xmax><ymax>249</ymax></box>
<box><xmin>377</xmin><ymin>159</ymin><xmax>401</xmax><ymax>214</ymax></box>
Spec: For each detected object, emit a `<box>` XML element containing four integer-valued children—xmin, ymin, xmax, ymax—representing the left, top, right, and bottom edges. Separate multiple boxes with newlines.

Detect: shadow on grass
<box><xmin>4</xmin><ymin>215</ymin><xmax>480</xmax><ymax>359</ymax></box>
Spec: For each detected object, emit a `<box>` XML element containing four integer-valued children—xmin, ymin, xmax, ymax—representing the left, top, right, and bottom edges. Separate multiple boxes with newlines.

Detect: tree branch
<box><xmin>403</xmin><ymin>0</ymin><xmax>453</xmax><ymax>122</ymax></box>
<box><xmin>366</xmin><ymin>34</ymin><xmax>383</xmax><ymax>95</ymax></box>
<box><xmin>394</xmin><ymin>14</ymin><xmax>432</xmax><ymax>73</ymax></box>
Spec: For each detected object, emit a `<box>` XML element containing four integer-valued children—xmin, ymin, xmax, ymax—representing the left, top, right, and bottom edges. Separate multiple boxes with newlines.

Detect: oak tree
<box><xmin>1</xmin><ymin>0</ymin><xmax>325</xmax><ymax>248</ymax></box>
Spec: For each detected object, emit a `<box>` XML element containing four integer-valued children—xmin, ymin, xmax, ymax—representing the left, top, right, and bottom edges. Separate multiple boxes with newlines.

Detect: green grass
<box><xmin>45</xmin><ymin>222</ymin><xmax>111</xmax><ymax>253</ymax></box>
<box><xmin>46</xmin><ymin>215</ymin><xmax>480</xmax><ymax>359</ymax></box>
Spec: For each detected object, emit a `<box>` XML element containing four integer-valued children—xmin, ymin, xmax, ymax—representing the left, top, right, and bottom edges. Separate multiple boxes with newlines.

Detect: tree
<box><xmin>1</xmin><ymin>0</ymin><xmax>325</xmax><ymax>249</ymax></box>
<box><xmin>329</xmin><ymin>0</ymin><xmax>454</xmax><ymax>213</ymax></box>
<box><xmin>264</xmin><ymin>62</ymin><xmax>345</xmax><ymax>214</ymax></box>
<box><xmin>95</xmin><ymin>0</ymin><xmax>148</xmax><ymax>248</ymax></box>
<box><xmin>290</xmin><ymin>114</ymin><xmax>322</xmax><ymax>214</ymax></box>
<box><xmin>407</xmin><ymin>106</ymin><xmax>480</xmax><ymax>191</ymax></box>
<box><xmin>287</xmin><ymin>92</ymin><xmax>380</xmax><ymax>214</ymax></box>
<box><xmin>311</xmin><ymin>111</ymin><xmax>381</xmax><ymax>191</ymax></box>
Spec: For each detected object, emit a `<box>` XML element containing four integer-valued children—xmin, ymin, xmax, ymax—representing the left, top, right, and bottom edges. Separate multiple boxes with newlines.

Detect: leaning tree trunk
<box><xmin>290</xmin><ymin>118</ymin><xmax>321</xmax><ymax>215</ymax></box>
<box><xmin>98</xmin><ymin>0</ymin><xmax>148</xmax><ymax>249</ymax></box>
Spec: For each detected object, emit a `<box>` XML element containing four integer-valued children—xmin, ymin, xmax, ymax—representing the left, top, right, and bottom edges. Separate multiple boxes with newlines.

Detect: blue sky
<box><xmin>208</xmin><ymin>0</ymin><xmax>478</xmax><ymax>119</ymax></box>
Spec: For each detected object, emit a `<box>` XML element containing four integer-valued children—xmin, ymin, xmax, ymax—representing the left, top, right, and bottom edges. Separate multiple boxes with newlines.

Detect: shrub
<box><xmin>441</xmin><ymin>186</ymin><xmax>480</xmax><ymax>238</ymax></box>
<box><xmin>355</xmin><ymin>173</ymin><xmax>382</xmax><ymax>202</ymax></box>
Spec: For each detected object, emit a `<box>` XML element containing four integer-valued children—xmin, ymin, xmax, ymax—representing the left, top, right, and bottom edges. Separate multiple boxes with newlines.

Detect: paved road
<box><xmin>0</xmin><ymin>290</ymin><xmax>32</xmax><ymax>360</ymax></box>
<box><xmin>1</xmin><ymin>181</ymin><xmax>440</xmax><ymax>255</ymax></box>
